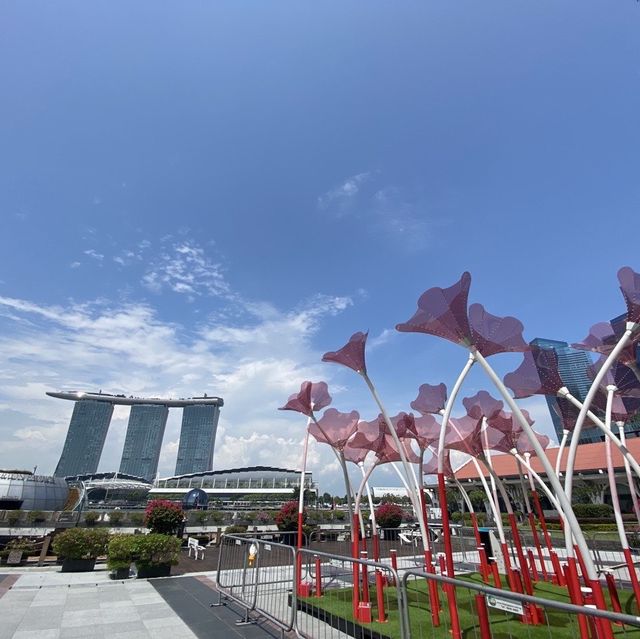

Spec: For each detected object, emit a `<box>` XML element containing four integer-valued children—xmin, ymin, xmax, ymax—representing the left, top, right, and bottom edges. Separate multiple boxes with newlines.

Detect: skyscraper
<box><xmin>175</xmin><ymin>404</ymin><xmax>221</xmax><ymax>475</ymax></box>
<box><xmin>48</xmin><ymin>391</ymin><xmax>223</xmax><ymax>478</ymax></box>
<box><xmin>54</xmin><ymin>399</ymin><xmax>114</xmax><ymax>477</ymax></box>
<box><xmin>119</xmin><ymin>404</ymin><xmax>169</xmax><ymax>481</ymax></box>
<box><xmin>529</xmin><ymin>337</ymin><xmax>599</xmax><ymax>444</ymax></box>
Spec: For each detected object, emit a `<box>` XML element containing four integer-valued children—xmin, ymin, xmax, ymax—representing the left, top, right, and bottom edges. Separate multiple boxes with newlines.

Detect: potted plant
<box><xmin>84</xmin><ymin>511</ymin><xmax>100</xmax><ymax>527</ymax></box>
<box><xmin>7</xmin><ymin>510</ymin><xmax>21</xmax><ymax>527</ymax></box>
<box><xmin>134</xmin><ymin>534</ymin><xmax>181</xmax><ymax>578</ymax></box>
<box><xmin>375</xmin><ymin>503</ymin><xmax>404</xmax><ymax>540</ymax></box>
<box><xmin>108</xmin><ymin>511</ymin><xmax>124</xmax><ymax>527</ymax></box>
<box><xmin>144</xmin><ymin>500</ymin><xmax>185</xmax><ymax>535</ymax></box>
<box><xmin>53</xmin><ymin>528</ymin><xmax>110</xmax><ymax>572</ymax></box>
<box><xmin>107</xmin><ymin>534</ymin><xmax>134</xmax><ymax>579</ymax></box>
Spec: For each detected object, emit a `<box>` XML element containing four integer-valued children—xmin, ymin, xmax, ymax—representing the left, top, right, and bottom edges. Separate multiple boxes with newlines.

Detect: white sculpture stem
<box><xmin>473</xmin><ymin>348</ymin><xmax>596</xmax><ymax>580</ymax></box>
<box><xmin>563</xmin><ymin>325</ymin><xmax>636</xmax><ymax>557</ymax></box>
<box><xmin>618</xmin><ymin>422</ymin><xmax>640</xmax><ymax>528</ymax></box>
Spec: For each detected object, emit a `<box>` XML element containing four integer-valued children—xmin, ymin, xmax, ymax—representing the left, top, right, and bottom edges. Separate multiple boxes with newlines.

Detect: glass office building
<box><xmin>530</xmin><ymin>337</ymin><xmax>600</xmax><ymax>444</ymax></box>
<box><xmin>54</xmin><ymin>400</ymin><xmax>114</xmax><ymax>477</ymax></box>
<box><xmin>0</xmin><ymin>471</ymin><xmax>69</xmax><ymax>510</ymax></box>
<box><xmin>119</xmin><ymin>404</ymin><xmax>168</xmax><ymax>481</ymax></box>
<box><xmin>175</xmin><ymin>404</ymin><xmax>220</xmax><ymax>475</ymax></box>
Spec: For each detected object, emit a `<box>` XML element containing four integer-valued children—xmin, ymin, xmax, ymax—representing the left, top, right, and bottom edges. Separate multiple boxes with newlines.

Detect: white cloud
<box><xmin>0</xmin><ymin>291</ymin><xmax>356</xmax><ymax>491</ymax></box>
<box><xmin>70</xmin><ymin>262</ymin><xmax>81</xmax><ymax>269</ymax></box>
<box><xmin>142</xmin><ymin>241</ymin><xmax>230</xmax><ymax>298</ymax></box>
<box><xmin>317</xmin><ymin>172</ymin><xmax>372</xmax><ymax>214</ymax></box>
<box><xmin>83</xmin><ymin>249</ymin><xmax>104</xmax><ymax>261</ymax></box>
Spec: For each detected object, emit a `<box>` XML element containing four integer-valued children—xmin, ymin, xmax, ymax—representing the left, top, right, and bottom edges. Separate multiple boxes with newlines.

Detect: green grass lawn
<box><xmin>298</xmin><ymin>573</ymin><xmax>640</xmax><ymax>639</ymax></box>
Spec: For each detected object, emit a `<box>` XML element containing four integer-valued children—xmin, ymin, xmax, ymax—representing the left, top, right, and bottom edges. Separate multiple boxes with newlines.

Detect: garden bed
<box><xmin>292</xmin><ymin>573</ymin><xmax>640</xmax><ymax>639</ymax></box>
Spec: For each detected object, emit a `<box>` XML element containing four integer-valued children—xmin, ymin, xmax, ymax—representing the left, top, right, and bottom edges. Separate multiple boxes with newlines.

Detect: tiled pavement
<box><xmin>0</xmin><ymin>570</ymin><xmax>285</xmax><ymax>639</ymax></box>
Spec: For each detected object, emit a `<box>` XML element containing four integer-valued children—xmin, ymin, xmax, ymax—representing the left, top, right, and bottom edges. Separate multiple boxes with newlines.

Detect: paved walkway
<box><xmin>0</xmin><ymin>568</ymin><xmax>286</xmax><ymax>639</ymax></box>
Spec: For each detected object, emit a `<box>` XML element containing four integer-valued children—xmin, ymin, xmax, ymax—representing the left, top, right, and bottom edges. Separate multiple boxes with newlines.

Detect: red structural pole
<box><xmin>565</xmin><ymin>558</ymin><xmax>590</xmax><ymax>639</ymax></box>
<box><xmin>315</xmin><ymin>555</ymin><xmax>322</xmax><ymax>598</ymax></box>
<box><xmin>470</xmin><ymin>511</ymin><xmax>491</xmax><ymax>582</ymax></box>
<box><xmin>360</xmin><ymin>551</ymin><xmax>370</xmax><ymax>605</ymax></box>
<box><xmin>352</xmin><ymin>514</ymin><xmax>360</xmax><ymax>617</ymax></box>
<box><xmin>475</xmin><ymin>594</ymin><xmax>493</xmax><ymax>639</ymax></box>
<box><xmin>623</xmin><ymin>547</ymin><xmax>640</xmax><ymax>606</ymax></box>
<box><xmin>605</xmin><ymin>573</ymin><xmax>622</xmax><ymax>617</ymax></box>
<box><xmin>527</xmin><ymin>549</ymin><xmax>539</xmax><ymax>582</ymax></box>
<box><xmin>490</xmin><ymin>562</ymin><xmax>502</xmax><ymax>589</ymax></box>
<box><xmin>375</xmin><ymin>570</ymin><xmax>387</xmax><ymax>623</ymax></box>
<box><xmin>437</xmin><ymin>473</ymin><xmax>462</xmax><ymax>639</ymax></box>
<box><xmin>389</xmin><ymin>549</ymin><xmax>398</xmax><ymax>585</ymax></box>
<box><xmin>527</xmin><ymin>511</ymin><xmax>548</xmax><ymax>581</ymax></box>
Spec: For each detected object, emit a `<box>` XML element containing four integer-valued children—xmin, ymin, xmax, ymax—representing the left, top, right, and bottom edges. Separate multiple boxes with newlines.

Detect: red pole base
<box><xmin>475</xmin><ymin>594</ymin><xmax>493</xmax><ymax>639</ymax></box>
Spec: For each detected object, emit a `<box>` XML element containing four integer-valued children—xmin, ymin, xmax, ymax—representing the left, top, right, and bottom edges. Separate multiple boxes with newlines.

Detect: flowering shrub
<box><xmin>375</xmin><ymin>503</ymin><xmax>404</xmax><ymax>529</ymax></box>
<box><xmin>275</xmin><ymin>501</ymin><xmax>304</xmax><ymax>531</ymax></box>
<box><xmin>144</xmin><ymin>500</ymin><xmax>184</xmax><ymax>535</ymax></box>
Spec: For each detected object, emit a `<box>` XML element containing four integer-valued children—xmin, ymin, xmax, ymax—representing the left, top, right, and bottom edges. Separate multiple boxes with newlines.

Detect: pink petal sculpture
<box><xmin>468</xmin><ymin>304</ymin><xmax>529</xmax><ymax>357</ymax></box>
<box><xmin>463</xmin><ymin>390</ymin><xmax>503</xmax><ymax>421</ymax></box>
<box><xmin>396</xmin><ymin>272</ymin><xmax>473</xmax><ymax>346</ymax></box>
<box><xmin>411</xmin><ymin>383</ymin><xmax>448</xmax><ymax>415</ymax></box>
<box><xmin>504</xmin><ymin>346</ymin><xmax>564</xmax><ymax>398</ymax></box>
<box><xmin>409</xmin><ymin>413</ymin><xmax>441</xmax><ymax>450</ymax></box>
<box><xmin>551</xmin><ymin>398</ymin><xmax>581</xmax><ymax>432</ymax></box>
<box><xmin>572</xmin><ymin>322</ymin><xmax>638</xmax><ymax>368</ymax></box>
<box><xmin>619</xmin><ymin>266</ymin><xmax>640</xmax><ymax>324</ymax></box>
<box><xmin>279</xmin><ymin>381</ymin><xmax>332</xmax><ymax>416</ymax></box>
<box><xmin>308</xmin><ymin>408</ymin><xmax>359</xmax><ymax>450</ymax></box>
<box><xmin>423</xmin><ymin>448</ymin><xmax>454</xmax><ymax>478</ymax></box>
<box><xmin>343</xmin><ymin>440</ymin><xmax>370</xmax><ymax>465</ymax></box>
<box><xmin>322</xmin><ymin>331</ymin><xmax>368</xmax><ymax>374</ymax></box>
<box><xmin>445</xmin><ymin>415</ymin><xmax>483</xmax><ymax>457</ymax></box>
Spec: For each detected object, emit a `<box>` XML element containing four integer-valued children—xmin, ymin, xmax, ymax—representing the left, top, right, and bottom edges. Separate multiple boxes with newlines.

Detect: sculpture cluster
<box><xmin>280</xmin><ymin>267</ymin><xmax>640</xmax><ymax>638</ymax></box>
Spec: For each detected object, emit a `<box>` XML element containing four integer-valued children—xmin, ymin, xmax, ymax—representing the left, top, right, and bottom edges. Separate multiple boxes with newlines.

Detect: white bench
<box><xmin>187</xmin><ymin>537</ymin><xmax>205</xmax><ymax>560</ymax></box>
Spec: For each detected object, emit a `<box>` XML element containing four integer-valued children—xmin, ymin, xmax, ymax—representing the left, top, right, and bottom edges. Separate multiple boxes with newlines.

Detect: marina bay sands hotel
<box><xmin>48</xmin><ymin>391</ymin><xmax>223</xmax><ymax>481</ymax></box>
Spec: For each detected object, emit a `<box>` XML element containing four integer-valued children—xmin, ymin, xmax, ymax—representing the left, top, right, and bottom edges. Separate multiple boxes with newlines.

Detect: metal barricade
<box><xmin>403</xmin><ymin>568</ymin><xmax>640</xmax><ymax>639</ymax></box>
<box><xmin>215</xmin><ymin>534</ymin><xmax>297</xmax><ymax>632</ymax></box>
<box><xmin>295</xmin><ymin>546</ymin><xmax>406</xmax><ymax>639</ymax></box>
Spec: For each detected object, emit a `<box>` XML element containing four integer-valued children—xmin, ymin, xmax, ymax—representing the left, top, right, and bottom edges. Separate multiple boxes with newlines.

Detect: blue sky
<box><xmin>0</xmin><ymin>2</ymin><xmax>639</xmax><ymax>492</ymax></box>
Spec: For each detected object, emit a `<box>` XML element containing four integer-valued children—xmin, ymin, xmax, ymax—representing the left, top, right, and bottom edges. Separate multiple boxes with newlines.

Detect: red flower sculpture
<box><xmin>279</xmin><ymin>380</ymin><xmax>332</xmax><ymax>417</ymax></box>
<box><xmin>322</xmin><ymin>331</ymin><xmax>368</xmax><ymax>374</ymax></box>
<box><xmin>411</xmin><ymin>383</ymin><xmax>448</xmax><ymax>415</ymax></box>
<box><xmin>463</xmin><ymin>390</ymin><xmax>503</xmax><ymax>421</ymax></box>
<box><xmin>308</xmin><ymin>408</ymin><xmax>359</xmax><ymax>450</ymax></box>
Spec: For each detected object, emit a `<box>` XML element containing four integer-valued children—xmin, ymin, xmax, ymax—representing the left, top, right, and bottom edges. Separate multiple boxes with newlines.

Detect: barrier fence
<box><xmin>214</xmin><ymin>534</ymin><xmax>640</xmax><ymax>639</ymax></box>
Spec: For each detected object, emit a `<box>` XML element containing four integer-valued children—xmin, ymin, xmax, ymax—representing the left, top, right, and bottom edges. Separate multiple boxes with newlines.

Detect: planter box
<box><xmin>61</xmin><ymin>558</ymin><xmax>96</xmax><ymax>573</ymax></box>
<box><xmin>111</xmin><ymin>567</ymin><xmax>131</xmax><ymax>580</ymax></box>
<box><xmin>136</xmin><ymin>563</ymin><xmax>171</xmax><ymax>578</ymax></box>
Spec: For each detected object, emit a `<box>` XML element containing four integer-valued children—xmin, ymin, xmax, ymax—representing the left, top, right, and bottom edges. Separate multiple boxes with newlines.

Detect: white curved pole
<box><xmin>563</xmin><ymin>327</ymin><xmax>635</xmax><ymax>555</ymax></box>
<box><xmin>359</xmin><ymin>462</ymin><xmax>379</xmax><ymax>535</ymax></box>
<box><xmin>513</xmin><ymin>451</ymin><xmax>563</xmax><ymax>515</ymax></box>
<box><xmin>555</xmin><ymin>429</ymin><xmax>570</xmax><ymax>477</ymax></box>
<box><xmin>560</xmin><ymin>389</ymin><xmax>640</xmax><ymax>482</ymax></box>
<box><xmin>470</xmin><ymin>457</ymin><xmax>506</xmax><ymax>543</ymax></box>
<box><xmin>298</xmin><ymin>427</ymin><xmax>310</xmax><ymax>519</ymax></box>
<box><xmin>604</xmin><ymin>387</ymin><xmax>630</xmax><ymax>551</ymax></box>
<box><xmin>473</xmin><ymin>348</ymin><xmax>596</xmax><ymax>579</ymax></box>
<box><xmin>618</xmin><ymin>422</ymin><xmax>640</xmax><ymax>527</ymax></box>
<box><xmin>354</xmin><ymin>463</ymin><xmax>377</xmax><ymax>516</ymax></box>
<box><xmin>361</xmin><ymin>373</ymin><xmax>429</xmax><ymax>546</ymax></box>
<box><xmin>437</xmin><ymin>354</ymin><xmax>475</xmax><ymax>471</ymax></box>
<box><xmin>453</xmin><ymin>477</ymin><xmax>475</xmax><ymax>513</ymax></box>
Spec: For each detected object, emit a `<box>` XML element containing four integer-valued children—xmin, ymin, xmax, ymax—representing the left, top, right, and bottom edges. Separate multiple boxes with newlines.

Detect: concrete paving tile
<box><xmin>147</xmin><ymin>626</ymin><xmax>196</xmax><ymax>639</ymax></box>
<box><xmin>135</xmin><ymin>602</ymin><xmax>177</xmax><ymax>620</ymax></box>
<box><xmin>16</xmin><ymin>609</ymin><xmax>64</xmax><ymax>631</ymax></box>
<box><xmin>59</xmin><ymin>625</ymin><xmax>105</xmax><ymax>639</ymax></box>
<box><xmin>142</xmin><ymin>617</ymin><xmax>187</xmax><ymax>630</ymax></box>
<box><xmin>100</xmin><ymin>620</ymin><xmax>147</xmax><ymax>635</ymax></box>
<box><xmin>13</xmin><ymin>630</ymin><xmax>60</xmax><ymax>639</ymax></box>
<box><xmin>99</xmin><ymin>599</ymin><xmax>138</xmax><ymax>609</ymax></box>
<box><xmin>101</xmin><ymin>608</ymin><xmax>142</xmax><ymax>623</ymax></box>
<box><xmin>0</xmin><ymin>621</ymin><xmax>22</xmax><ymax>639</ymax></box>
<box><xmin>109</xmin><ymin>632</ymin><xmax>152</xmax><ymax>639</ymax></box>
<box><xmin>61</xmin><ymin>609</ymin><xmax>103</xmax><ymax>628</ymax></box>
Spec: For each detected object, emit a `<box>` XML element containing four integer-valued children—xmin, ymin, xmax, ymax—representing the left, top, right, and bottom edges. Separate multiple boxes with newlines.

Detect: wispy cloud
<box><xmin>317</xmin><ymin>172</ymin><xmax>372</xmax><ymax>215</ymax></box>
<box><xmin>142</xmin><ymin>241</ymin><xmax>229</xmax><ymax>299</ymax></box>
<box><xmin>317</xmin><ymin>173</ymin><xmax>434</xmax><ymax>251</ymax></box>
<box><xmin>83</xmin><ymin>249</ymin><xmax>104</xmax><ymax>261</ymax></box>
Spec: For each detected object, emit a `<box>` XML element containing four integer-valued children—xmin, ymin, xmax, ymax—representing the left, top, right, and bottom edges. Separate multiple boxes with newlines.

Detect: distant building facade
<box><xmin>119</xmin><ymin>404</ymin><xmax>169</xmax><ymax>481</ymax></box>
<box><xmin>175</xmin><ymin>404</ymin><xmax>221</xmax><ymax>475</ymax></box>
<box><xmin>54</xmin><ymin>400</ymin><xmax>114</xmax><ymax>477</ymax></box>
<box><xmin>48</xmin><ymin>391</ymin><xmax>223</xmax><ymax>478</ymax></box>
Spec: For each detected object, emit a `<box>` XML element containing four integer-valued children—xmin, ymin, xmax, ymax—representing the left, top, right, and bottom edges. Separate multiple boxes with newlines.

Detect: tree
<box><xmin>144</xmin><ymin>500</ymin><xmax>185</xmax><ymax>535</ymax></box>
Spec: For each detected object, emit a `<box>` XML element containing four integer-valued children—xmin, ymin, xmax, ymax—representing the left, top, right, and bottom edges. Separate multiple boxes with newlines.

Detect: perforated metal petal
<box><xmin>423</xmin><ymin>448</ymin><xmax>454</xmax><ymax>478</ymax></box>
<box><xmin>410</xmin><ymin>413</ymin><xmax>441</xmax><ymax>450</ymax></box>
<box><xmin>619</xmin><ymin>266</ymin><xmax>640</xmax><ymax>325</ymax></box>
<box><xmin>504</xmin><ymin>346</ymin><xmax>564</xmax><ymax>398</ymax></box>
<box><xmin>445</xmin><ymin>415</ymin><xmax>483</xmax><ymax>456</ymax></box>
<box><xmin>278</xmin><ymin>380</ymin><xmax>313</xmax><ymax>416</ymax></box>
<box><xmin>463</xmin><ymin>390</ymin><xmax>504</xmax><ymax>420</ymax></box>
<box><xmin>310</xmin><ymin>382</ymin><xmax>332</xmax><ymax>412</ymax></box>
<box><xmin>482</xmin><ymin>425</ymin><xmax>512</xmax><ymax>454</ymax></box>
<box><xmin>308</xmin><ymin>408</ymin><xmax>360</xmax><ymax>450</ymax></box>
<box><xmin>469</xmin><ymin>304</ymin><xmax>529</xmax><ymax>357</ymax></box>
<box><xmin>342</xmin><ymin>440</ymin><xmax>370</xmax><ymax>465</ymax></box>
<box><xmin>411</xmin><ymin>383</ymin><xmax>448</xmax><ymax>415</ymax></box>
<box><xmin>322</xmin><ymin>331</ymin><xmax>368</xmax><ymax>374</ymax></box>
<box><xmin>515</xmin><ymin>429</ymin><xmax>550</xmax><ymax>456</ymax></box>
<box><xmin>396</xmin><ymin>272</ymin><xmax>473</xmax><ymax>347</ymax></box>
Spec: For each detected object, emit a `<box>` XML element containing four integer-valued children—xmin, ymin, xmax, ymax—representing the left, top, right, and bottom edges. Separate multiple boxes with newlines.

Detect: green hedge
<box><xmin>571</xmin><ymin>503</ymin><xmax>613</xmax><ymax>519</ymax></box>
